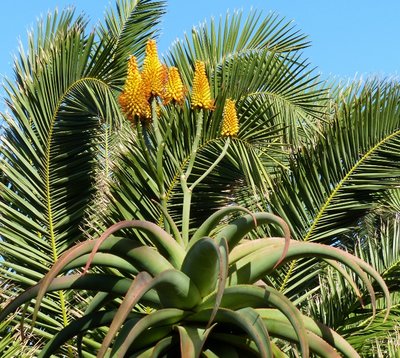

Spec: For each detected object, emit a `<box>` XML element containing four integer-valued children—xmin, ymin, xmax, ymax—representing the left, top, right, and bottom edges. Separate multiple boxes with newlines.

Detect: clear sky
<box><xmin>0</xmin><ymin>0</ymin><xmax>399</xmax><ymax>87</ymax></box>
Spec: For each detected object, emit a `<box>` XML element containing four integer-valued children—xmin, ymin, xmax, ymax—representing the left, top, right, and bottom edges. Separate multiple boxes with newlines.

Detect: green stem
<box><xmin>190</xmin><ymin>137</ymin><xmax>230</xmax><ymax>191</ymax></box>
<box><xmin>136</xmin><ymin>121</ymin><xmax>157</xmax><ymax>180</ymax></box>
<box><xmin>152</xmin><ymin>99</ymin><xmax>173</xmax><ymax>233</ymax></box>
<box><xmin>185</xmin><ymin>111</ymin><xmax>204</xmax><ymax>177</ymax></box>
<box><xmin>181</xmin><ymin>176</ymin><xmax>192</xmax><ymax>247</ymax></box>
<box><xmin>151</xmin><ymin>98</ymin><xmax>163</xmax><ymax>147</ymax></box>
<box><xmin>181</xmin><ymin>110</ymin><xmax>204</xmax><ymax>246</ymax></box>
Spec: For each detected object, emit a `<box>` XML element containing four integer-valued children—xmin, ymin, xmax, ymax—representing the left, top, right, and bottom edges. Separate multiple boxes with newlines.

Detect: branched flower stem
<box><xmin>181</xmin><ymin>110</ymin><xmax>204</xmax><ymax>246</ymax></box>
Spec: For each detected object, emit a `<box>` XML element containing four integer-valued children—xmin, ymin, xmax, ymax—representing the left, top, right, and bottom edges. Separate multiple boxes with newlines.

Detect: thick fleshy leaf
<box><xmin>258</xmin><ymin>309</ymin><xmax>360</xmax><ymax>358</ymax></box>
<box><xmin>176</xmin><ymin>325</ymin><xmax>216</xmax><ymax>358</ymax></box>
<box><xmin>187</xmin><ymin>307</ymin><xmax>272</xmax><ymax>357</ymax></box>
<box><xmin>32</xmin><ymin>236</ymin><xmax>173</xmax><ymax>324</ymax></box>
<box><xmin>83</xmin><ymin>220</ymin><xmax>185</xmax><ymax>273</ymax></box>
<box><xmin>199</xmin><ymin>284</ymin><xmax>308</xmax><ymax>357</ymax></box>
<box><xmin>189</xmin><ymin>206</ymin><xmax>254</xmax><ymax>247</ymax></box>
<box><xmin>98</xmin><ymin>272</ymin><xmax>153</xmax><ymax>357</ymax></box>
<box><xmin>181</xmin><ymin>238</ymin><xmax>220</xmax><ymax>297</ymax></box>
<box><xmin>216</xmin><ymin>212</ymin><xmax>291</xmax><ymax>267</ymax></box>
<box><xmin>110</xmin><ymin>309</ymin><xmax>188</xmax><ymax>356</ymax></box>
<box><xmin>38</xmin><ymin>310</ymin><xmax>143</xmax><ymax>358</ymax></box>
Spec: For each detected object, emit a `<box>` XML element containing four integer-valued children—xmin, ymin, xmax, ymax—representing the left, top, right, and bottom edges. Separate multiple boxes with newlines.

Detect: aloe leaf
<box><xmin>229</xmin><ymin>238</ymin><xmax>389</xmax><ymax>321</ymax></box>
<box><xmin>238</xmin><ymin>307</ymin><xmax>273</xmax><ymax>357</ymax></box>
<box><xmin>113</xmin><ymin>323</ymin><xmax>174</xmax><ymax>355</ymax></box>
<box><xmin>203</xmin><ymin>333</ymin><xmax>261</xmax><ymax>356</ymax></box>
<box><xmin>199</xmin><ymin>284</ymin><xmax>308</xmax><ymax>357</ymax></box>
<box><xmin>181</xmin><ymin>237</ymin><xmax>220</xmax><ymax>297</ymax></box>
<box><xmin>111</xmin><ymin>308</ymin><xmax>188</xmax><ymax>357</ymax></box>
<box><xmin>98</xmin><ymin>272</ymin><xmax>153</xmax><ymax>357</ymax></box>
<box><xmin>216</xmin><ymin>212</ymin><xmax>290</xmax><ymax>267</ymax></box>
<box><xmin>0</xmin><ymin>274</ymin><xmax>161</xmax><ymax>323</ymax></box>
<box><xmin>205</xmin><ymin>237</ymin><xmax>229</xmax><ymax>329</ymax></box>
<box><xmin>63</xmin><ymin>252</ymin><xmax>140</xmax><ymax>275</ymax></box>
<box><xmin>77</xmin><ymin>291</ymin><xmax>113</xmax><ymax>355</ymax></box>
<box><xmin>324</xmin><ymin>258</ymin><xmax>363</xmax><ymax>305</ymax></box>
<box><xmin>151</xmin><ymin>269</ymin><xmax>202</xmax><ymax>309</ymax></box>
<box><xmin>229</xmin><ymin>238</ymin><xmax>284</xmax><ymax>264</ymax></box>
<box><xmin>176</xmin><ymin>325</ymin><xmax>216</xmax><ymax>358</ymax></box>
<box><xmin>83</xmin><ymin>220</ymin><xmax>185</xmax><ymax>273</ymax></box>
<box><xmin>187</xmin><ymin>308</ymin><xmax>272</xmax><ymax>357</ymax></box>
<box><xmin>38</xmin><ymin>310</ymin><xmax>143</xmax><ymax>358</ymax></box>
<box><xmin>270</xmin><ymin>342</ymin><xmax>290</xmax><ymax>358</ymax></box>
<box><xmin>350</xmin><ymin>254</ymin><xmax>392</xmax><ymax>321</ymax></box>
<box><xmin>190</xmin><ymin>206</ymin><xmax>255</xmax><ymax>247</ymax></box>
<box><xmin>32</xmin><ymin>237</ymin><xmax>173</xmax><ymax>324</ymax></box>
<box><xmin>150</xmin><ymin>335</ymin><xmax>176</xmax><ymax>357</ymax></box>
<box><xmin>258</xmin><ymin>309</ymin><xmax>360</xmax><ymax>357</ymax></box>
<box><xmin>263</xmin><ymin>319</ymin><xmax>341</xmax><ymax>358</ymax></box>
<box><xmin>98</xmin><ymin>269</ymin><xmax>202</xmax><ymax>357</ymax></box>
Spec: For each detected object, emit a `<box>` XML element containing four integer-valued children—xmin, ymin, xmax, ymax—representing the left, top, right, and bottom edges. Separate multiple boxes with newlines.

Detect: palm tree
<box><xmin>265</xmin><ymin>80</ymin><xmax>400</xmax><ymax>353</ymax></box>
<box><xmin>0</xmin><ymin>1</ymin><xmax>165</xmax><ymax>355</ymax></box>
<box><xmin>0</xmin><ymin>0</ymin><xmax>397</xmax><ymax>356</ymax></box>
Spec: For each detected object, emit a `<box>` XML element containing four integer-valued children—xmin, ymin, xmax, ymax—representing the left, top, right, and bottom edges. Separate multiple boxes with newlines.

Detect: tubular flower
<box><xmin>119</xmin><ymin>56</ymin><xmax>151</xmax><ymax>121</ymax></box>
<box><xmin>164</xmin><ymin>66</ymin><xmax>185</xmax><ymax>105</ymax></box>
<box><xmin>221</xmin><ymin>98</ymin><xmax>239</xmax><ymax>137</ymax></box>
<box><xmin>142</xmin><ymin>39</ymin><xmax>165</xmax><ymax>99</ymax></box>
<box><xmin>191</xmin><ymin>61</ymin><xmax>215</xmax><ymax>110</ymax></box>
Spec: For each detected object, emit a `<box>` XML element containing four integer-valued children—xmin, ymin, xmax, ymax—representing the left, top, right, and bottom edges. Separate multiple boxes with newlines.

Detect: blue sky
<box><xmin>0</xmin><ymin>0</ymin><xmax>399</xmax><ymax>86</ymax></box>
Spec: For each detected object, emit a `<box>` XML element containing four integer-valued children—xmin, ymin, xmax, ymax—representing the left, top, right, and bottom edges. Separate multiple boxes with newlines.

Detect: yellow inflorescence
<box><xmin>142</xmin><ymin>39</ymin><xmax>165</xmax><ymax>99</ymax></box>
<box><xmin>164</xmin><ymin>66</ymin><xmax>185</xmax><ymax>105</ymax></box>
<box><xmin>221</xmin><ymin>98</ymin><xmax>239</xmax><ymax>137</ymax></box>
<box><xmin>119</xmin><ymin>56</ymin><xmax>151</xmax><ymax>121</ymax></box>
<box><xmin>191</xmin><ymin>61</ymin><xmax>215</xmax><ymax>110</ymax></box>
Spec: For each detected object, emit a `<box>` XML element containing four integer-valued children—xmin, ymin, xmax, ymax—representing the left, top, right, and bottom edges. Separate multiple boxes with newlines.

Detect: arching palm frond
<box><xmin>263</xmin><ymin>80</ymin><xmax>400</xmax><ymax>334</ymax></box>
<box><xmin>0</xmin><ymin>0</ymin><xmax>165</xmax><ymax>354</ymax></box>
<box><xmin>105</xmin><ymin>10</ymin><xmax>328</xmax><ymax>230</ymax></box>
<box><xmin>166</xmin><ymin>10</ymin><xmax>329</xmax><ymax>146</ymax></box>
<box><xmin>269</xmin><ymin>80</ymin><xmax>400</xmax><ymax>244</ymax></box>
<box><xmin>92</xmin><ymin>0</ymin><xmax>166</xmax><ymax>86</ymax></box>
<box><xmin>303</xmin><ymin>213</ymin><xmax>400</xmax><ymax>356</ymax></box>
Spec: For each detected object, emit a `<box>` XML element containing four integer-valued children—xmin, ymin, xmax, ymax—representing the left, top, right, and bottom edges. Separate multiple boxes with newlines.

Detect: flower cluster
<box><xmin>190</xmin><ymin>61</ymin><xmax>215</xmax><ymax>110</ymax></box>
<box><xmin>119</xmin><ymin>39</ymin><xmax>239</xmax><ymax>136</ymax></box>
<box><xmin>119</xmin><ymin>39</ymin><xmax>185</xmax><ymax>122</ymax></box>
<box><xmin>221</xmin><ymin>98</ymin><xmax>239</xmax><ymax>137</ymax></box>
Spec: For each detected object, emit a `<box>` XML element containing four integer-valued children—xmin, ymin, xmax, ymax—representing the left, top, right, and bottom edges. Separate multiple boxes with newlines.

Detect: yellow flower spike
<box><xmin>164</xmin><ymin>66</ymin><xmax>185</xmax><ymax>105</ymax></box>
<box><xmin>191</xmin><ymin>61</ymin><xmax>215</xmax><ymax>110</ymax></box>
<box><xmin>142</xmin><ymin>39</ymin><xmax>165</xmax><ymax>99</ymax></box>
<box><xmin>221</xmin><ymin>98</ymin><xmax>239</xmax><ymax>137</ymax></box>
<box><xmin>119</xmin><ymin>56</ymin><xmax>151</xmax><ymax>122</ymax></box>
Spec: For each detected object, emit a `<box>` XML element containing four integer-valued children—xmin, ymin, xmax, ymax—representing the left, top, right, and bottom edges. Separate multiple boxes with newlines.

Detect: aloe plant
<box><xmin>0</xmin><ymin>38</ymin><xmax>392</xmax><ymax>357</ymax></box>
<box><xmin>0</xmin><ymin>206</ymin><xmax>391</xmax><ymax>357</ymax></box>
<box><xmin>1</xmin><ymin>1</ymin><xmax>396</xmax><ymax>356</ymax></box>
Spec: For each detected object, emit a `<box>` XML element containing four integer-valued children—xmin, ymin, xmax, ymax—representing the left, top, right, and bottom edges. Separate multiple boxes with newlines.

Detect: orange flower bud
<box><xmin>142</xmin><ymin>39</ymin><xmax>165</xmax><ymax>99</ymax></box>
<box><xmin>164</xmin><ymin>66</ymin><xmax>185</xmax><ymax>105</ymax></box>
<box><xmin>119</xmin><ymin>56</ymin><xmax>151</xmax><ymax>121</ymax></box>
<box><xmin>221</xmin><ymin>99</ymin><xmax>239</xmax><ymax>137</ymax></box>
<box><xmin>191</xmin><ymin>61</ymin><xmax>214</xmax><ymax>110</ymax></box>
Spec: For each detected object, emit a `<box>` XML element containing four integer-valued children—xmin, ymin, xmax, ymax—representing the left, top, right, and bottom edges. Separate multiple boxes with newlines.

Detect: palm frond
<box><xmin>269</xmin><ymin>80</ymin><xmax>400</xmax><ymax>244</ymax></box>
<box><xmin>0</xmin><ymin>1</ymin><xmax>164</xmax><ymax>353</ymax></box>
<box><xmin>303</xmin><ymin>215</ymin><xmax>400</xmax><ymax>355</ymax></box>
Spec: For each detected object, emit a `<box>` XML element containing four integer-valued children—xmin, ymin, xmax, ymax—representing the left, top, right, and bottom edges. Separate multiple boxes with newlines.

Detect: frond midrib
<box><xmin>44</xmin><ymin>76</ymin><xmax>110</xmax><ymax>328</ymax></box>
<box><xmin>303</xmin><ymin>128</ymin><xmax>400</xmax><ymax>242</ymax></box>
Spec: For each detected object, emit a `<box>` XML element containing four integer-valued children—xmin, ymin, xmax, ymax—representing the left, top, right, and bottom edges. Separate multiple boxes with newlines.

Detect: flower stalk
<box><xmin>119</xmin><ymin>41</ymin><xmax>235</xmax><ymax>246</ymax></box>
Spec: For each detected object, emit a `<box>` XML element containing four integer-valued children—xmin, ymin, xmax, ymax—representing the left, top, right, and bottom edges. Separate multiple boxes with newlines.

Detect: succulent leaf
<box><xmin>216</xmin><ymin>212</ymin><xmax>291</xmax><ymax>267</ymax></box>
<box><xmin>98</xmin><ymin>272</ymin><xmax>153</xmax><ymax>357</ymax></box>
<box><xmin>181</xmin><ymin>237</ymin><xmax>220</xmax><ymax>297</ymax></box>
<box><xmin>190</xmin><ymin>206</ymin><xmax>255</xmax><ymax>247</ymax></box>
<box><xmin>111</xmin><ymin>309</ymin><xmax>188</xmax><ymax>357</ymax></box>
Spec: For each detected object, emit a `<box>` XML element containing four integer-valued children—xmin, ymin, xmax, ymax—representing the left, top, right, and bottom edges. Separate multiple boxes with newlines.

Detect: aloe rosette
<box><xmin>0</xmin><ymin>206</ymin><xmax>390</xmax><ymax>357</ymax></box>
